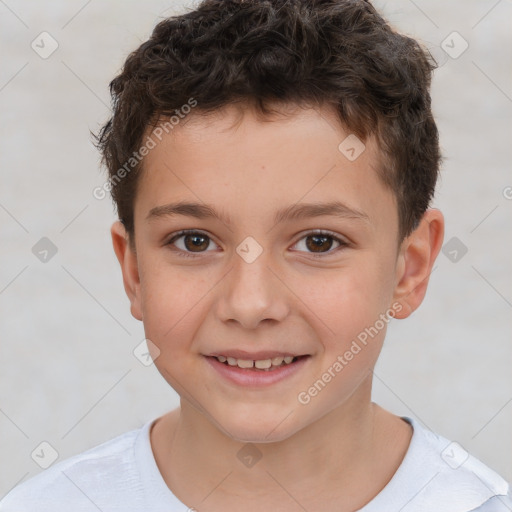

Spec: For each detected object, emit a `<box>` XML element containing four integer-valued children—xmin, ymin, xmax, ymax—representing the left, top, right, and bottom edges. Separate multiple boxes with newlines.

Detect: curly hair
<box><xmin>94</xmin><ymin>0</ymin><xmax>440</xmax><ymax>241</ymax></box>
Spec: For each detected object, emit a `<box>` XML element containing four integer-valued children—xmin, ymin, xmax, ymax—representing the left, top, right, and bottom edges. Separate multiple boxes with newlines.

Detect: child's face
<box><xmin>118</xmin><ymin>103</ymin><xmax>412</xmax><ymax>442</ymax></box>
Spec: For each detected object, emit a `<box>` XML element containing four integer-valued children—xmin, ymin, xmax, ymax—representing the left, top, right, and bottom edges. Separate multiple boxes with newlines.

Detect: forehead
<box><xmin>136</xmin><ymin>102</ymin><xmax>397</xmax><ymax>234</ymax></box>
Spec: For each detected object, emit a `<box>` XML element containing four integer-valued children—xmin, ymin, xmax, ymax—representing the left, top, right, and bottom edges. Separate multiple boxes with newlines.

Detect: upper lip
<box><xmin>206</xmin><ymin>350</ymin><xmax>306</xmax><ymax>360</ymax></box>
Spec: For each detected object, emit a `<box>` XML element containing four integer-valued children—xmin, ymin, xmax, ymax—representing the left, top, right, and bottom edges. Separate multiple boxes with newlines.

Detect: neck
<box><xmin>151</xmin><ymin>378</ymin><xmax>411</xmax><ymax>511</ymax></box>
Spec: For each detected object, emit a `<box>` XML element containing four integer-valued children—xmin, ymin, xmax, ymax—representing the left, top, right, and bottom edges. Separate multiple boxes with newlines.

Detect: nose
<box><xmin>215</xmin><ymin>248</ymin><xmax>290</xmax><ymax>330</ymax></box>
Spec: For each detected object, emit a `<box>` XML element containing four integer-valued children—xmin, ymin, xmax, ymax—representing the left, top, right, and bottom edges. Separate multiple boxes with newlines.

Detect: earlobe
<box><xmin>392</xmin><ymin>209</ymin><xmax>444</xmax><ymax>319</ymax></box>
<box><xmin>111</xmin><ymin>221</ymin><xmax>143</xmax><ymax>321</ymax></box>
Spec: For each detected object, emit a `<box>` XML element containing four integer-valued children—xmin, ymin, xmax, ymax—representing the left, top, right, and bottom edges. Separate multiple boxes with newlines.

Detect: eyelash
<box><xmin>166</xmin><ymin>229</ymin><xmax>349</xmax><ymax>259</ymax></box>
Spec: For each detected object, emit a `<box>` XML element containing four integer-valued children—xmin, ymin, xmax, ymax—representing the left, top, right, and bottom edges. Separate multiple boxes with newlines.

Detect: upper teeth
<box><xmin>216</xmin><ymin>355</ymin><xmax>295</xmax><ymax>369</ymax></box>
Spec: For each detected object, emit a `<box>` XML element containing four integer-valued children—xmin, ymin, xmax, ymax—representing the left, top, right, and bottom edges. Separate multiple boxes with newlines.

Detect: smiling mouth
<box><xmin>207</xmin><ymin>355</ymin><xmax>308</xmax><ymax>371</ymax></box>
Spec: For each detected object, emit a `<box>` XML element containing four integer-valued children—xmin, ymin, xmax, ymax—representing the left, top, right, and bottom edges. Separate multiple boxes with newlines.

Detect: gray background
<box><xmin>1</xmin><ymin>0</ymin><xmax>511</xmax><ymax>498</ymax></box>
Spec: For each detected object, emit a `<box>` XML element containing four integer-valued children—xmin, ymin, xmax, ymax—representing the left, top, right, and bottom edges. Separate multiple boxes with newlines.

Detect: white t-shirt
<box><xmin>1</xmin><ymin>416</ymin><xmax>511</xmax><ymax>511</ymax></box>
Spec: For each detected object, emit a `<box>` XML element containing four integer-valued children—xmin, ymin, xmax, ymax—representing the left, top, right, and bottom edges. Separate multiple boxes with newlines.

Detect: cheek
<box><xmin>139</xmin><ymin>261</ymin><xmax>209</xmax><ymax>349</ymax></box>
<box><xmin>293</xmin><ymin>259</ymin><xmax>393</xmax><ymax>342</ymax></box>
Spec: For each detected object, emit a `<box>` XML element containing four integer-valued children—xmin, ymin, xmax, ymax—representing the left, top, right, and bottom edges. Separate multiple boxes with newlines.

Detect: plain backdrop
<box><xmin>1</xmin><ymin>0</ymin><xmax>511</xmax><ymax>498</ymax></box>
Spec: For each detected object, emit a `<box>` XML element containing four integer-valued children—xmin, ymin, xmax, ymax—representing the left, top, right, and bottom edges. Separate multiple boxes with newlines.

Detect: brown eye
<box><xmin>167</xmin><ymin>230</ymin><xmax>218</xmax><ymax>256</ymax></box>
<box><xmin>183</xmin><ymin>233</ymin><xmax>210</xmax><ymax>252</ymax></box>
<box><xmin>305</xmin><ymin>234</ymin><xmax>335</xmax><ymax>253</ymax></box>
<box><xmin>292</xmin><ymin>231</ymin><xmax>346</xmax><ymax>256</ymax></box>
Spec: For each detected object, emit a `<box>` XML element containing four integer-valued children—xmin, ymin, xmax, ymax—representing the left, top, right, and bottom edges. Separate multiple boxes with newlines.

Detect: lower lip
<box><xmin>204</xmin><ymin>355</ymin><xmax>310</xmax><ymax>388</ymax></box>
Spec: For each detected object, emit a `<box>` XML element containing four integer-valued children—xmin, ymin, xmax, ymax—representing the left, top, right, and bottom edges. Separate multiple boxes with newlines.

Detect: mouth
<box><xmin>204</xmin><ymin>352</ymin><xmax>311</xmax><ymax>387</ymax></box>
<box><xmin>208</xmin><ymin>354</ymin><xmax>306</xmax><ymax>371</ymax></box>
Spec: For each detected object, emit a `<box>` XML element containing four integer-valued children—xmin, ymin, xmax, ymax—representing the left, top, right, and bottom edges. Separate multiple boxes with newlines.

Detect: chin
<box><xmin>210</xmin><ymin>405</ymin><xmax>303</xmax><ymax>444</ymax></box>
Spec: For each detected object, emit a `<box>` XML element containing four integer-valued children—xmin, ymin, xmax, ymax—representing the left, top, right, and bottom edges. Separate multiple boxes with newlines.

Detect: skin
<box><xmin>111</xmin><ymin>102</ymin><xmax>444</xmax><ymax>511</ymax></box>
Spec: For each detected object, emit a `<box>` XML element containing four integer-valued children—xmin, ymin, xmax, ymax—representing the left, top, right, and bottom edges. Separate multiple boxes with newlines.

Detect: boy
<box><xmin>1</xmin><ymin>0</ymin><xmax>511</xmax><ymax>510</ymax></box>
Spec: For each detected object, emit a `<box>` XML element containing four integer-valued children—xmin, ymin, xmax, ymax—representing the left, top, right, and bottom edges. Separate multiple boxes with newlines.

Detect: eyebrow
<box><xmin>146</xmin><ymin>200</ymin><xmax>370</xmax><ymax>226</ymax></box>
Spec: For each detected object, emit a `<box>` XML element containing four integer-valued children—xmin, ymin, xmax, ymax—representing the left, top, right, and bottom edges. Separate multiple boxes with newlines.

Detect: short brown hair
<box><xmin>94</xmin><ymin>0</ymin><xmax>440</xmax><ymax>240</ymax></box>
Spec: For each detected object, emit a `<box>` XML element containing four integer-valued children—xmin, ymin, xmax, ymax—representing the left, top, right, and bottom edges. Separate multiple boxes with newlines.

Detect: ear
<box><xmin>392</xmin><ymin>209</ymin><xmax>444</xmax><ymax>319</ymax></box>
<box><xmin>111</xmin><ymin>221</ymin><xmax>143</xmax><ymax>321</ymax></box>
